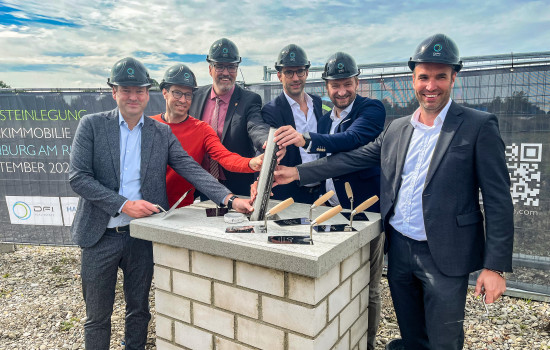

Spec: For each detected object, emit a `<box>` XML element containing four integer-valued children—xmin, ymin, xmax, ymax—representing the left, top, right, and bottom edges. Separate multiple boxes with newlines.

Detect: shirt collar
<box><xmin>410</xmin><ymin>98</ymin><xmax>452</xmax><ymax>129</ymax></box>
<box><xmin>118</xmin><ymin>110</ymin><xmax>144</xmax><ymax>128</ymax></box>
<box><xmin>283</xmin><ymin>91</ymin><xmax>313</xmax><ymax>109</ymax></box>
<box><xmin>210</xmin><ymin>85</ymin><xmax>235</xmax><ymax>104</ymax></box>
<box><xmin>330</xmin><ymin>98</ymin><xmax>355</xmax><ymax>122</ymax></box>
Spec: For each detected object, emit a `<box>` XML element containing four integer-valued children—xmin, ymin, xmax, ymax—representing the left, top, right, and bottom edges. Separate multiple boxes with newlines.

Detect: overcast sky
<box><xmin>0</xmin><ymin>0</ymin><xmax>548</xmax><ymax>88</ymax></box>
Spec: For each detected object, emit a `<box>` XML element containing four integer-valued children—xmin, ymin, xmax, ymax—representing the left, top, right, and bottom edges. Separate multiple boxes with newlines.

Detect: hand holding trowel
<box><xmin>226</xmin><ymin>198</ymin><xmax>294</xmax><ymax>234</ymax></box>
<box><xmin>273</xmin><ymin>190</ymin><xmax>335</xmax><ymax>226</ymax></box>
<box><xmin>269</xmin><ymin>205</ymin><xmax>342</xmax><ymax>245</ymax></box>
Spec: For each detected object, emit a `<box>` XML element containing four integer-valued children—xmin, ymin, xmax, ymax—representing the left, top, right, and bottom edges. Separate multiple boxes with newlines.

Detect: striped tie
<box><xmin>209</xmin><ymin>97</ymin><xmax>221</xmax><ymax>179</ymax></box>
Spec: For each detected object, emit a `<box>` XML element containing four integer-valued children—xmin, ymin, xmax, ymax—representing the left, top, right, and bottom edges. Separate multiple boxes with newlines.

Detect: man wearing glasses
<box><xmin>273</xmin><ymin>34</ymin><xmax>514</xmax><ymax>350</ymax></box>
<box><xmin>70</xmin><ymin>57</ymin><xmax>254</xmax><ymax>349</ymax></box>
<box><xmin>188</xmin><ymin>38</ymin><xmax>270</xmax><ymax>196</ymax></box>
<box><xmin>151</xmin><ymin>64</ymin><xmax>263</xmax><ymax>208</ymax></box>
<box><xmin>261</xmin><ymin>44</ymin><xmax>324</xmax><ymax>203</ymax></box>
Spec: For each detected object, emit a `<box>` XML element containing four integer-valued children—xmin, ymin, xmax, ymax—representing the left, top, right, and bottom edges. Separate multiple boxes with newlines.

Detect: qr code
<box><xmin>506</xmin><ymin>143</ymin><xmax>541</xmax><ymax>206</ymax></box>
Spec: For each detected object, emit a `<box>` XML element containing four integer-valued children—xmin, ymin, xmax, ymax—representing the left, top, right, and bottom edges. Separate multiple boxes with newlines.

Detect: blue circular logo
<box><xmin>434</xmin><ymin>44</ymin><xmax>443</xmax><ymax>52</ymax></box>
<box><xmin>13</xmin><ymin>201</ymin><xmax>31</xmax><ymax>220</ymax></box>
<box><xmin>127</xmin><ymin>68</ymin><xmax>135</xmax><ymax>75</ymax></box>
<box><xmin>183</xmin><ymin>72</ymin><xmax>190</xmax><ymax>79</ymax></box>
<box><xmin>290</xmin><ymin>52</ymin><xmax>296</xmax><ymax>58</ymax></box>
<box><xmin>337</xmin><ymin>63</ymin><xmax>344</xmax><ymax>69</ymax></box>
<box><xmin>222</xmin><ymin>48</ymin><xmax>229</xmax><ymax>54</ymax></box>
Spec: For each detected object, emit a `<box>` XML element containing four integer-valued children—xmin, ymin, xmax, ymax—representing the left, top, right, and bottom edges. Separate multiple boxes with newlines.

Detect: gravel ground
<box><xmin>1</xmin><ymin>245</ymin><xmax>549</xmax><ymax>350</ymax></box>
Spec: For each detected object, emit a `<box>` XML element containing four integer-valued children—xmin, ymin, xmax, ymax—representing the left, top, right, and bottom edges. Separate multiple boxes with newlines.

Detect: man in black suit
<box><xmin>274</xmin><ymin>34</ymin><xmax>514</xmax><ymax>350</ymax></box>
<box><xmin>188</xmin><ymin>38</ymin><xmax>270</xmax><ymax>196</ymax></box>
<box><xmin>262</xmin><ymin>44</ymin><xmax>324</xmax><ymax>203</ymax></box>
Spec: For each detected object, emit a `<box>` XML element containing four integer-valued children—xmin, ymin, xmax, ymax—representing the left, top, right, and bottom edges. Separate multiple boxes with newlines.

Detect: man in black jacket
<box><xmin>188</xmin><ymin>38</ymin><xmax>270</xmax><ymax>196</ymax></box>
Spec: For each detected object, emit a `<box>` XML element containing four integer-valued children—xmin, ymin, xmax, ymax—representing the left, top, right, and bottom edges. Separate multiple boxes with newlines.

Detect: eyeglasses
<box><xmin>170</xmin><ymin>90</ymin><xmax>193</xmax><ymax>101</ymax></box>
<box><xmin>282</xmin><ymin>69</ymin><xmax>307</xmax><ymax>78</ymax></box>
<box><xmin>212</xmin><ymin>64</ymin><xmax>239</xmax><ymax>73</ymax></box>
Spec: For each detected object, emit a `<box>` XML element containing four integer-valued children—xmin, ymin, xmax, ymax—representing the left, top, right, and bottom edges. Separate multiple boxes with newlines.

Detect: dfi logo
<box><xmin>13</xmin><ymin>201</ymin><xmax>31</xmax><ymax>220</ymax></box>
<box><xmin>33</xmin><ymin>206</ymin><xmax>54</xmax><ymax>213</ymax></box>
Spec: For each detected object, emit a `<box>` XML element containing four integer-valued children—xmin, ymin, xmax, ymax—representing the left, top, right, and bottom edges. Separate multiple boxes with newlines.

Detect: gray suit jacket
<box><xmin>298</xmin><ymin>102</ymin><xmax>514</xmax><ymax>276</ymax></box>
<box><xmin>69</xmin><ymin>108</ymin><xmax>230</xmax><ymax>248</ymax></box>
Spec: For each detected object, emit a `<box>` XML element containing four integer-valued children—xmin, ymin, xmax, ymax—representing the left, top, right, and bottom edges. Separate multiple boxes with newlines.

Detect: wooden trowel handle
<box><xmin>344</xmin><ymin>182</ymin><xmax>353</xmax><ymax>200</ymax></box>
<box><xmin>313</xmin><ymin>205</ymin><xmax>342</xmax><ymax>225</ymax></box>
<box><xmin>312</xmin><ymin>190</ymin><xmax>335</xmax><ymax>208</ymax></box>
<box><xmin>267</xmin><ymin>198</ymin><xmax>294</xmax><ymax>216</ymax></box>
<box><xmin>354</xmin><ymin>196</ymin><xmax>379</xmax><ymax>214</ymax></box>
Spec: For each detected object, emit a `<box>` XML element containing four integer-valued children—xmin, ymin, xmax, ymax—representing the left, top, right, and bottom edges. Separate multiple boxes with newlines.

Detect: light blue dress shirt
<box><xmin>107</xmin><ymin>112</ymin><xmax>144</xmax><ymax>228</ymax></box>
<box><xmin>389</xmin><ymin>99</ymin><xmax>452</xmax><ymax>241</ymax></box>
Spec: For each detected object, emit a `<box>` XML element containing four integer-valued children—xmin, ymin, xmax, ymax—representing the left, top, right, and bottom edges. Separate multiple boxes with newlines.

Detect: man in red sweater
<box><xmin>151</xmin><ymin>64</ymin><xmax>263</xmax><ymax>207</ymax></box>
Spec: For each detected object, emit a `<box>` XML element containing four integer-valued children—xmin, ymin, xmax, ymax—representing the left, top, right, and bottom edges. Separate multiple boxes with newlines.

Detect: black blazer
<box><xmin>189</xmin><ymin>84</ymin><xmax>269</xmax><ymax>195</ymax></box>
<box><xmin>315</xmin><ymin>95</ymin><xmax>385</xmax><ymax>210</ymax></box>
<box><xmin>262</xmin><ymin>92</ymin><xmax>324</xmax><ymax>202</ymax></box>
<box><xmin>298</xmin><ymin>102</ymin><xmax>514</xmax><ymax>276</ymax></box>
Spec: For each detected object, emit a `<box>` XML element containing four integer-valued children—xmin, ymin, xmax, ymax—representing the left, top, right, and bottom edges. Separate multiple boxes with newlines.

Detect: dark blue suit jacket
<box><xmin>262</xmin><ymin>92</ymin><xmax>324</xmax><ymax>203</ymax></box>
<box><xmin>314</xmin><ymin>95</ymin><xmax>385</xmax><ymax>210</ymax></box>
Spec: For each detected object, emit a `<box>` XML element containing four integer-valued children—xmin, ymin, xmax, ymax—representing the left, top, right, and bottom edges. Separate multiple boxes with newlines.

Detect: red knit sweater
<box><xmin>150</xmin><ymin>114</ymin><xmax>253</xmax><ymax>207</ymax></box>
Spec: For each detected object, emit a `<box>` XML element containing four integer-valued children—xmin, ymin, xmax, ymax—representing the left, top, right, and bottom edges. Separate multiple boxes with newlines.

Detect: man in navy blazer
<box><xmin>262</xmin><ymin>44</ymin><xmax>324</xmax><ymax>203</ymax></box>
<box><xmin>70</xmin><ymin>57</ymin><xmax>253</xmax><ymax>350</ymax></box>
<box><xmin>274</xmin><ymin>52</ymin><xmax>386</xmax><ymax>350</ymax></box>
<box><xmin>274</xmin><ymin>35</ymin><xmax>514</xmax><ymax>350</ymax></box>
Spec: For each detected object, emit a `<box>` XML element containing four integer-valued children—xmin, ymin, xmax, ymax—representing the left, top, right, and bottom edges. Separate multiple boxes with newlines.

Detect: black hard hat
<box><xmin>408</xmin><ymin>33</ymin><xmax>463</xmax><ymax>72</ymax></box>
<box><xmin>107</xmin><ymin>57</ymin><xmax>151</xmax><ymax>87</ymax></box>
<box><xmin>159</xmin><ymin>64</ymin><xmax>198</xmax><ymax>91</ymax></box>
<box><xmin>206</xmin><ymin>38</ymin><xmax>242</xmax><ymax>64</ymax></box>
<box><xmin>322</xmin><ymin>52</ymin><xmax>360</xmax><ymax>80</ymax></box>
<box><xmin>275</xmin><ymin>44</ymin><xmax>311</xmax><ymax>71</ymax></box>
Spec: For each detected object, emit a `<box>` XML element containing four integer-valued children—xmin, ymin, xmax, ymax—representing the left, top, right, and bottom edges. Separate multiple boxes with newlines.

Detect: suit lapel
<box><xmin>273</xmin><ymin>93</ymin><xmax>293</xmax><ymax>128</ymax></box>
<box><xmin>395</xmin><ymin>121</ymin><xmax>414</xmax><ymax>184</ymax></box>
<box><xmin>140</xmin><ymin>117</ymin><xmax>155</xmax><ymax>181</ymax></box>
<box><xmin>222</xmin><ymin>85</ymin><xmax>241</xmax><ymax>142</ymax></box>
<box><xmin>425</xmin><ymin>101</ymin><xmax>463</xmax><ymax>186</ymax></box>
<box><xmin>194</xmin><ymin>86</ymin><xmax>211</xmax><ymax>121</ymax></box>
<box><xmin>106</xmin><ymin>108</ymin><xmax>121</xmax><ymax>183</ymax></box>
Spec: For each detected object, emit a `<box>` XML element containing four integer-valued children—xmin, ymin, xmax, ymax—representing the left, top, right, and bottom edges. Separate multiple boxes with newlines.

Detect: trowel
<box><xmin>159</xmin><ymin>190</ymin><xmax>191</xmax><ymax>220</ymax></box>
<box><xmin>268</xmin><ymin>205</ymin><xmax>343</xmax><ymax>245</ymax></box>
<box><xmin>273</xmin><ymin>190</ymin><xmax>335</xmax><ymax>226</ymax></box>
<box><xmin>314</xmin><ymin>195</ymin><xmax>379</xmax><ymax>232</ymax></box>
<box><xmin>225</xmin><ymin>198</ymin><xmax>294</xmax><ymax>234</ymax></box>
<box><xmin>339</xmin><ymin>182</ymin><xmax>369</xmax><ymax>222</ymax></box>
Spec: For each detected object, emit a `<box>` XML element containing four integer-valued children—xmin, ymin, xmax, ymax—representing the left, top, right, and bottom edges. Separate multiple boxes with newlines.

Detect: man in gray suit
<box><xmin>274</xmin><ymin>34</ymin><xmax>514</xmax><ymax>350</ymax></box>
<box><xmin>69</xmin><ymin>57</ymin><xmax>253</xmax><ymax>350</ymax></box>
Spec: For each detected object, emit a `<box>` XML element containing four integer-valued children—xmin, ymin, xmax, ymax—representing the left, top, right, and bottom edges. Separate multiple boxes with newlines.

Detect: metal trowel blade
<box><xmin>273</xmin><ymin>217</ymin><xmax>310</xmax><ymax>226</ymax></box>
<box><xmin>313</xmin><ymin>224</ymin><xmax>356</xmax><ymax>232</ymax></box>
<box><xmin>205</xmin><ymin>207</ymin><xmax>229</xmax><ymax>217</ymax></box>
<box><xmin>268</xmin><ymin>235</ymin><xmax>313</xmax><ymax>245</ymax></box>
<box><xmin>341</xmin><ymin>212</ymin><xmax>369</xmax><ymax>221</ymax></box>
<box><xmin>225</xmin><ymin>225</ymin><xmax>267</xmax><ymax>233</ymax></box>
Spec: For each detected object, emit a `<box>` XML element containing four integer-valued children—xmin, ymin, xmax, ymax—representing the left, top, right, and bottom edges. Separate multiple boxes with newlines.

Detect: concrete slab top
<box><xmin>131</xmin><ymin>200</ymin><xmax>382</xmax><ymax>278</ymax></box>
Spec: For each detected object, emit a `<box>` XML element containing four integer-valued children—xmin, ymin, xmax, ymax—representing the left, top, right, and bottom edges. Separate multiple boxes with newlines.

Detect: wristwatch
<box><xmin>227</xmin><ymin>195</ymin><xmax>238</xmax><ymax>210</ymax></box>
<box><xmin>302</xmin><ymin>132</ymin><xmax>311</xmax><ymax>148</ymax></box>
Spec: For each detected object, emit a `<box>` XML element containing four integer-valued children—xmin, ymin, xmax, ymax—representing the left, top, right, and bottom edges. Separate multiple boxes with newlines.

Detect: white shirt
<box><xmin>284</xmin><ymin>92</ymin><xmax>319</xmax><ymax>185</ymax></box>
<box><xmin>389</xmin><ymin>99</ymin><xmax>452</xmax><ymax>241</ymax></box>
<box><xmin>325</xmin><ymin>99</ymin><xmax>355</xmax><ymax>206</ymax></box>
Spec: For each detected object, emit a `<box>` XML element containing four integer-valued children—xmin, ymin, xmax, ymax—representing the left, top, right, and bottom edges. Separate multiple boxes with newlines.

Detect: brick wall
<box><xmin>153</xmin><ymin>241</ymin><xmax>372</xmax><ymax>350</ymax></box>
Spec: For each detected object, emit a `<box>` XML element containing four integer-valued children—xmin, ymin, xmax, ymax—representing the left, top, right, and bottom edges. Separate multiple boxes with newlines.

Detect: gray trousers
<box><xmin>81</xmin><ymin>229</ymin><xmax>153</xmax><ymax>350</ymax></box>
<box><xmin>367</xmin><ymin>232</ymin><xmax>385</xmax><ymax>350</ymax></box>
